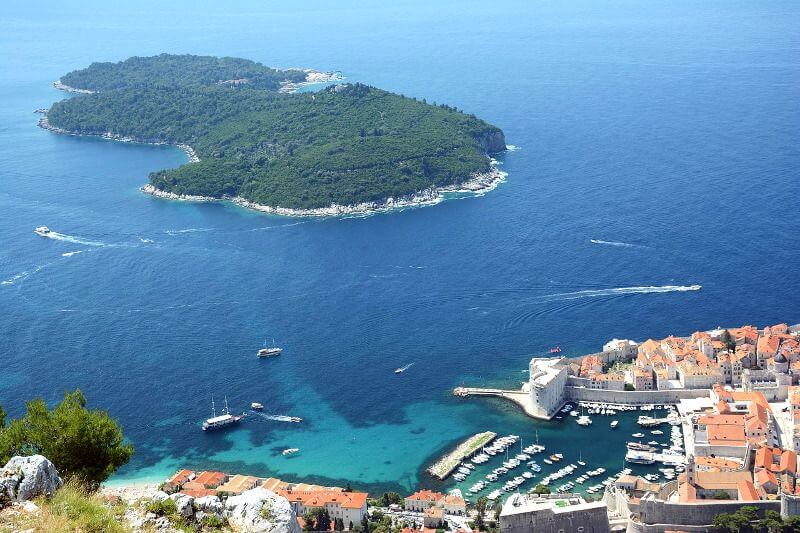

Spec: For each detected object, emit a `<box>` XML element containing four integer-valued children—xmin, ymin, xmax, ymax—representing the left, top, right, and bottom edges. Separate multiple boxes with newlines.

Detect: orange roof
<box><xmin>443</xmin><ymin>494</ymin><xmax>466</xmax><ymax>507</ymax></box>
<box><xmin>217</xmin><ymin>474</ymin><xmax>258</xmax><ymax>494</ymax></box>
<box><xmin>194</xmin><ymin>471</ymin><xmax>227</xmax><ymax>488</ymax></box>
<box><xmin>756</xmin><ymin>469</ymin><xmax>778</xmax><ymax>489</ymax></box>
<box><xmin>707</xmin><ymin>424</ymin><xmax>746</xmax><ymax>445</ymax></box>
<box><xmin>737</xmin><ymin>480</ymin><xmax>760</xmax><ymax>501</ymax></box>
<box><xmin>279</xmin><ymin>489</ymin><xmax>368</xmax><ymax>510</ymax></box>
<box><xmin>181</xmin><ymin>487</ymin><xmax>218</xmax><ymax>498</ymax></box>
<box><xmin>406</xmin><ymin>490</ymin><xmax>444</xmax><ymax>503</ymax></box>
<box><xmin>695</xmin><ymin>456</ymin><xmax>741</xmax><ymax>471</ymax></box>
<box><xmin>758</xmin><ymin>335</ymin><xmax>781</xmax><ymax>356</ymax></box>
<box><xmin>167</xmin><ymin>469</ymin><xmax>193</xmax><ymax>485</ymax></box>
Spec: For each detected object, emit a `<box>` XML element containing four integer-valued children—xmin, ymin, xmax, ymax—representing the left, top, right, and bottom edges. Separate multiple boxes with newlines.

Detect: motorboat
<box><xmin>34</xmin><ymin>226</ymin><xmax>51</xmax><ymax>236</ymax></box>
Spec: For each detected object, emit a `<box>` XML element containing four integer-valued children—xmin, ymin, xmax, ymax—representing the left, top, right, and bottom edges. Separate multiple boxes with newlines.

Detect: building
<box><xmin>499</xmin><ymin>493</ymin><xmax>609</xmax><ymax>533</ymax></box>
<box><xmin>528</xmin><ymin>357</ymin><xmax>568</xmax><ymax>418</ymax></box>
<box><xmin>404</xmin><ymin>490</ymin><xmax>444</xmax><ymax>512</ymax></box>
<box><xmin>163</xmin><ymin>469</ymin><xmax>194</xmax><ymax>492</ymax></box>
<box><xmin>278</xmin><ymin>489</ymin><xmax>368</xmax><ymax>529</ymax></box>
<box><xmin>216</xmin><ymin>474</ymin><xmax>259</xmax><ymax>495</ymax></box>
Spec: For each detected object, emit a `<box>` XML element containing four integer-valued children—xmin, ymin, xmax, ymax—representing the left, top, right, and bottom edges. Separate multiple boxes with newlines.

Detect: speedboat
<box><xmin>282</xmin><ymin>448</ymin><xmax>300</xmax><ymax>456</ymax></box>
<box><xmin>251</xmin><ymin>402</ymin><xmax>264</xmax><ymax>410</ymax></box>
<box><xmin>632</xmin><ymin>432</ymin><xmax>645</xmax><ymax>438</ymax></box>
<box><xmin>610</xmin><ymin>420</ymin><xmax>619</xmax><ymax>429</ymax></box>
<box><xmin>34</xmin><ymin>226</ymin><xmax>51</xmax><ymax>236</ymax></box>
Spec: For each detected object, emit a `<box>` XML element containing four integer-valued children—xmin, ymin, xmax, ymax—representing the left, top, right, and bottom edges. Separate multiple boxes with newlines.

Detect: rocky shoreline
<box><xmin>278</xmin><ymin>69</ymin><xmax>345</xmax><ymax>93</ymax></box>
<box><xmin>37</xmin><ymin>114</ymin><xmax>200</xmax><ymax>163</ymax></box>
<box><xmin>53</xmin><ymin>79</ymin><xmax>96</xmax><ymax>94</ymax></box>
<box><xmin>44</xmin><ymin>76</ymin><xmax>507</xmax><ymax>218</ymax></box>
<box><xmin>141</xmin><ymin>161</ymin><xmax>507</xmax><ymax>218</ymax></box>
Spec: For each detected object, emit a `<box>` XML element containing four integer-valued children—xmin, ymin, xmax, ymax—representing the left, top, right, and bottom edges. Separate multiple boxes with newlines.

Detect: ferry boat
<box><xmin>282</xmin><ymin>448</ymin><xmax>300</xmax><ymax>456</ymax></box>
<box><xmin>627</xmin><ymin>442</ymin><xmax>656</xmax><ymax>452</ymax></box>
<box><xmin>625</xmin><ymin>450</ymin><xmax>656</xmax><ymax>465</ymax></box>
<box><xmin>202</xmin><ymin>397</ymin><xmax>244</xmax><ymax>431</ymax></box>
<box><xmin>34</xmin><ymin>226</ymin><xmax>51</xmax><ymax>236</ymax></box>
<box><xmin>257</xmin><ymin>339</ymin><xmax>283</xmax><ymax>358</ymax></box>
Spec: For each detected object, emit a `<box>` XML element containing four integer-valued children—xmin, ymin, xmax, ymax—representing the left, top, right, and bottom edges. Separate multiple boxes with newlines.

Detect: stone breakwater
<box><xmin>141</xmin><ymin>162</ymin><xmax>508</xmax><ymax>218</ymax></box>
<box><xmin>37</xmin><ymin>114</ymin><xmax>200</xmax><ymax>163</ymax></box>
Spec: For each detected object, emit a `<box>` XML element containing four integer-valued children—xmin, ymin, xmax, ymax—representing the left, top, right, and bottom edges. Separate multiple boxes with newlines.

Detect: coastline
<box><xmin>43</xmin><ymin>76</ymin><xmax>507</xmax><ymax>218</ymax></box>
<box><xmin>141</xmin><ymin>161</ymin><xmax>507</xmax><ymax>218</ymax></box>
<box><xmin>38</xmin><ymin>113</ymin><xmax>200</xmax><ymax>163</ymax></box>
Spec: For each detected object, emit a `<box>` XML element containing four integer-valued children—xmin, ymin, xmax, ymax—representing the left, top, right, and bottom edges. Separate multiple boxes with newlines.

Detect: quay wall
<box><xmin>565</xmin><ymin>386</ymin><xmax>709</xmax><ymax>405</ymax></box>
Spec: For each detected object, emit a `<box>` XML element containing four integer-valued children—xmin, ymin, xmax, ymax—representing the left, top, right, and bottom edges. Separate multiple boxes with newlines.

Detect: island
<box><xmin>41</xmin><ymin>54</ymin><xmax>507</xmax><ymax>216</ymax></box>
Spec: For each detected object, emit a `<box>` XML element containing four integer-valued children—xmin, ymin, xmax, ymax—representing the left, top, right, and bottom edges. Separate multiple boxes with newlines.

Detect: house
<box><xmin>216</xmin><ymin>474</ymin><xmax>259</xmax><ymax>495</ymax></box>
<box><xmin>278</xmin><ymin>489</ymin><xmax>368</xmax><ymax>530</ymax></box>
<box><xmin>193</xmin><ymin>470</ymin><xmax>227</xmax><ymax>489</ymax></box>
<box><xmin>442</xmin><ymin>494</ymin><xmax>466</xmax><ymax>516</ymax></box>
<box><xmin>633</xmin><ymin>368</ymin><xmax>654</xmax><ymax>391</ymax></box>
<box><xmin>163</xmin><ymin>469</ymin><xmax>193</xmax><ymax>492</ymax></box>
<box><xmin>404</xmin><ymin>490</ymin><xmax>444</xmax><ymax>512</ymax></box>
<box><xmin>678</xmin><ymin>456</ymin><xmax>753</xmax><ymax>501</ymax></box>
<box><xmin>423</xmin><ymin>506</ymin><xmax>445</xmax><ymax>529</ymax></box>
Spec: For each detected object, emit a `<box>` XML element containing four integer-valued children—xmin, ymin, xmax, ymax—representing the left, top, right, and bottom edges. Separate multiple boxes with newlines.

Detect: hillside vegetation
<box><xmin>46</xmin><ymin>54</ymin><xmax>505</xmax><ymax>210</ymax></box>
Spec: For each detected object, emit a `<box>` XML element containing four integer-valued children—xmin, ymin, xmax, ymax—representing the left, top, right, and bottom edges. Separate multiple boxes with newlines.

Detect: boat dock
<box><xmin>427</xmin><ymin>431</ymin><xmax>497</xmax><ymax>480</ymax></box>
<box><xmin>625</xmin><ymin>449</ymin><xmax>684</xmax><ymax>466</ymax></box>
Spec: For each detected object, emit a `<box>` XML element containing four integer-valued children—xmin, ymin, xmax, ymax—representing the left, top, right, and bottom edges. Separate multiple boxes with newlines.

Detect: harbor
<box><xmin>431</xmin><ymin>401</ymin><xmax>687</xmax><ymax>504</ymax></box>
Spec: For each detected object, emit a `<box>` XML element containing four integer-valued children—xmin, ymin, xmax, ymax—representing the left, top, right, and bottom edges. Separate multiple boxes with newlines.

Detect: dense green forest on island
<box><xmin>47</xmin><ymin>54</ymin><xmax>506</xmax><ymax>210</ymax></box>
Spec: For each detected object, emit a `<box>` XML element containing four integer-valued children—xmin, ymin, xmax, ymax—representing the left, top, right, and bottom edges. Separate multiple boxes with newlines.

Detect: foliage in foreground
<box><xmin>712</xmin><ymin>507</ymin><xmax>800</xmax><ymax>532</ymax></box>
<box><xmin>0</xmin><ymin>389</ymin><xmax>133</xmax><ymax>488</ymax></box>
<box><xmin>2</xmin><ymin>480</ymin><xmax>127</xmax><ymax>533</ymax></box>
<box><xmin>47</xmin><ymin>54</ymin><xmax>505</xmax><ymax>210</ymax></box>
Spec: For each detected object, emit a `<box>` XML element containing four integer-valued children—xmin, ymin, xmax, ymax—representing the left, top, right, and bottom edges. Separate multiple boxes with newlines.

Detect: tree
<box><xmin>334</xmin><ymin>516</ymin><xmax>345</xmax><ymax>531</ymax></box>
<box><xmin>624</xmin><ymin>383</ymin><xmax>635</xmax><ymax>391</ymax></box>
<box><xmin>313</xmin><ymin>508</ymin><xmax>332</xmax><ymax>531</ymax></box>
<box><xmin>532</xmin><ymin>484</ymin><xmax>551</xmax><ymax>495</ymax></box>
<box><xmin>474</xmin><ymin>495</ymin><xmax>488</xmax><ymax>531</ymax></box>
<box><xmin>345</xmin><ymin>482</ymin><xmax>353</xmax><ymax>492</ymax></box>
<box><xmin>0</xmin><ymin>405</ymin><xmax>5</xmax><ymax>429</ymax></box>
<box><xmin>303</xmin><ymin>511</ymin><xmax>316</xmax><ymax>531</ymax></box>
<box><xmin>711</xmin><ymin>505</ymin><xmax>758</xmax><ymax>533</ymax></box>
<box><xmin>493</xmin><ymin>498</ymin><xmax>502</xmax><ymax>521</ymax></box>
<box><xmin>721</xmin><ymin>329</ymin><xmax>736</xmax><ymax>353</ymax></box>
<box><xmin>361</xmin><ymin>514</ymin><xmax>370</xmax><ymax>533</ymax></box>
<box><xmin>712</xmin><ymin>490</ymin><xmax>729</xmax><ymax>500</ymax></box>
<box><xmin>757</xmin><ymin>510</ymin><xmax>784</xmax><ymax>533</ymax></box>
<box><xmin>0</xmin><ymin>390</ymin><xmax>134</xmax><ymax>489</ymax></box>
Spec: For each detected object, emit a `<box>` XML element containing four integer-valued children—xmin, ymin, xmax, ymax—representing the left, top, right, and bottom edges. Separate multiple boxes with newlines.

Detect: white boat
<box><xmin>632</xmin><ymin>432</ymin><xmax>645</xmax><ymax>438</ymax></box>
<box><xmin>251</xmin><ymin>402</ymin><xmax>264</xmax><ymax>410</ymax></box>
<box><xmin>257</xmin><ymin>339</ymin><xmax>283</xmax><ymax>357</ymax></box>
<box><xmin>395</xmin><ymin>362</ymin><xmax>414</xmax><ymax>374</ymax></box>
<box><xmin>610</xmin><ymin>420</ymin><xmax>619</xmax><ymax>429</ymax></box>
<box><xmin>282</xmin><ymin>447</ymin><xmax>300</xmax><ymax>456</ymax></box>
<box><xmin>34</xmin><ymin>226</ymin><xmax>51</xmax><ymax>236</ymax></box>
<box><xmin>577</xmin><ymin>415</ymin><xmax>592</xmax><ymax>426</ymax></box>
<box><xmin>202</xmin><ymin>397</ymin><xmax>244</xmax><ymax>431</ymax></box>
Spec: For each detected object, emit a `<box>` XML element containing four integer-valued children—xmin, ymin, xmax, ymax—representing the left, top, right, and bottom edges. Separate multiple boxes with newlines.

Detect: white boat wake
<box><xmin>62</xmin><ymin>250</ymin><xmax>85</xmax><ymax>257</ymax></box>
<box><xmin>590</xmin><ymin>239</ymin><xmax>635</xmax><ymax>248</ymax></box>
<box><xmin>542</xmin><ymin>284</ymin><xmax>701</xmax><ymax>301</ymax></box>
<box><xmin>41</xmin><ymin>231</ymin><xmax>106</xmax><ymax>247</ymax></box>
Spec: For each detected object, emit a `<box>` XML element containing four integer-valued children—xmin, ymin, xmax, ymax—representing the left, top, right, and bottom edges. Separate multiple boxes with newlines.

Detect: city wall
<box><xmin>564</xmin><ymin>386</ymin><xmax>709</xmax><ymax>405</ymax></box>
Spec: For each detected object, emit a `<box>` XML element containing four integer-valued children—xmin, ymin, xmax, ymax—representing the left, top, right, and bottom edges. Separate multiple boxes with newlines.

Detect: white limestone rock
<box><xmin>0</xmin><ymin>455</ymin><xmax>62</xmax><ymax>502</ymax></box>
<box><xmin>195</xmin><ymin>494</ymin><xmax>223</xmax><ymax>515</ymax></box>
<box><xmin>168</xmin><ymin>492</ymin><xmax>195</xmax><ymax>518</ymax></box>
<box><xmin>225</xmin><ymin>487</ymin><xmax>299</xmax><ymax>533</ymax></box>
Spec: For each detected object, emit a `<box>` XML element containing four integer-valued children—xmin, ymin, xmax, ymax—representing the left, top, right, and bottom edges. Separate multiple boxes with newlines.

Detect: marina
<box><xmin>427</xmin><ymin>431</ymin><xmax>497</xmax><ymax>480</ymax></box>
<box><xmin>438</xmin><ymin>402</ymin><xmax>687</xmax><ymax>504</ymax></box>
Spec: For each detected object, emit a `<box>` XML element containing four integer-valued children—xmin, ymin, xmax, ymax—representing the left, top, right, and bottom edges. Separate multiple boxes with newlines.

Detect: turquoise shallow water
<box><xmin>1</xmin><ymin>0</ymin><xmax>799</xmax><ymax>495</ymax></box>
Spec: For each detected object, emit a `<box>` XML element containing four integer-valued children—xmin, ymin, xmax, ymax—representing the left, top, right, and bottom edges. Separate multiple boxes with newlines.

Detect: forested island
<box><xmin>42</xmin><ymin>54</ymin><xmax>506</xmax><ymax>215</ymax></box>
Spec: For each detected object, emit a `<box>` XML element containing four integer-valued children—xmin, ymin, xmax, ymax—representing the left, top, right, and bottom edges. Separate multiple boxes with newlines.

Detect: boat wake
<box><xmin>249</xmin><ymin>412</ymin><xmax>302</xmax><ymax>423</ymax></box>
<box><xmin>542</xmin><ymin>284</ymin><xmax>701</xmax><ymax>301</ymax></box>
<box><xmin>590</xmin><ymin>239</ymin><xmax>635</xmax><ymax>248</ymax></box>
<box><xmin>41</xmin><ymin>231</ymin><xmax>106</xmax><ymax>247</ymax></box>
<box><xmin>61</xmin><ymin>250</ymin><xmax>85</xmax><ymax>257</ymax></box>
<box><xmin>164</xmin><ymin>227</ymin><xmax>214</xmax><ymax>236</ymax></box>
<box><xmin>395</xmin><ymin>362</ymin><xmax>415</xmax><ymax>373</ymax></box>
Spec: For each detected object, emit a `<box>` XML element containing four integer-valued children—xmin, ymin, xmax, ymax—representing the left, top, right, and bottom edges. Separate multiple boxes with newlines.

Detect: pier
<box><xmin>453</xmin><ymin>387</ymin><xmax>546</xmax><ymax>420</ymax></box>
<box><xmin>427</xmin><ymin>431</ymin><xmax>497</xmax><ymax>480</ymax></box>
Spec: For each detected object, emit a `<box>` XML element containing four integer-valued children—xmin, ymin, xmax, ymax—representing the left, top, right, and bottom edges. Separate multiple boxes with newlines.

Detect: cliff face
<box><xmin>477</xmin><ymin>129</ymin><xmax>507</xmax><ymax>154</ymax></box>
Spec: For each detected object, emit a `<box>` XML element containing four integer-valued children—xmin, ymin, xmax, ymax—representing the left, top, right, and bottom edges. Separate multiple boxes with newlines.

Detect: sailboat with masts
<box><xmin>202</xmin><ymin>396</ymin><xmax>244</xmax><ymax>431</ymax></box>
<box><xmin>257</xmin><ymin>338</ymin><xmax>283</xmax><ymax>358</ymax></box>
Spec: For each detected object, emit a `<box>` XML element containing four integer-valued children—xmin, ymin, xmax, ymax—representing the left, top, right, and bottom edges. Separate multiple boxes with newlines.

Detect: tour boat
<box><xmin>202</xmin><ymin>397</ymin><xmax>244</xmax><ymax>431</ymax></box>
<box><xmin>34</xmin><ymin>226</ymin><xmax>51</xmax><ymax>236</ymax></box>
<box><xmin>257</xmin><ymin>339</ymin><xmax>283</xmax><ymax>357</ymax></box>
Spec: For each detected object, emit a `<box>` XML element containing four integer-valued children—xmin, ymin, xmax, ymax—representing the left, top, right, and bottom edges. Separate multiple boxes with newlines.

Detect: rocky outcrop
<box><xmin>225</xmin><ymin>487</ymin><xmax>300</xmax><ymax>533</ymax></box>
<box><xmin>476</xmin><ymin>129</ymin><xmax>507</xmax><ymax>154</ymax></box>
<box><xmin>0</xmin><ymin>455</ymin><xmax>62</xmax><ymax>503</ymax></box>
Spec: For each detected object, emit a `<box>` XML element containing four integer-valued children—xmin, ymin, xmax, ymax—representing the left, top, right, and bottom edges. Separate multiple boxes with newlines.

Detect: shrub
<box><xmin>146</xmin><ymin>497</ymin><xmax>178</xmax><ymax>516</ymax></box>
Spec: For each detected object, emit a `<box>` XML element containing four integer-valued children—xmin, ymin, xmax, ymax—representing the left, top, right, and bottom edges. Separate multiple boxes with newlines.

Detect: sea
<box><xmin>1</xmin><ymin>0</ymin><xmax>798</xmax><ymax>496</ymax></box>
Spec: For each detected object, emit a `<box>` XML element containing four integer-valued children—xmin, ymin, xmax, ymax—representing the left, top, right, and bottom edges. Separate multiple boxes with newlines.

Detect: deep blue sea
<box><xmin>1</xmin><ymin>0</ymin><xmax>798</xmax><ymax>495</ymax></box>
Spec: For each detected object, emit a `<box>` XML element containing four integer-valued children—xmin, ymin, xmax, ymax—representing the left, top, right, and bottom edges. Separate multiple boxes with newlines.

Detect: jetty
<box><xmin>427</xmin><ymin>431</ymin><xmax>497</xmax><ymax>480</ymax></box>
<box><xmin>453</xmin><ymin>387</ymin><xmax>544</xmax><ymax>419</ymax></box>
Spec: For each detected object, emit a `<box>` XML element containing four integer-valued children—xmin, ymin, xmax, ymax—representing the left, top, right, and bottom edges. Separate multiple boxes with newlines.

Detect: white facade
<box><xmin>528</xmin><ymin>357</ymin><xmax>568</xmax><ymax>418</ymax></box>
